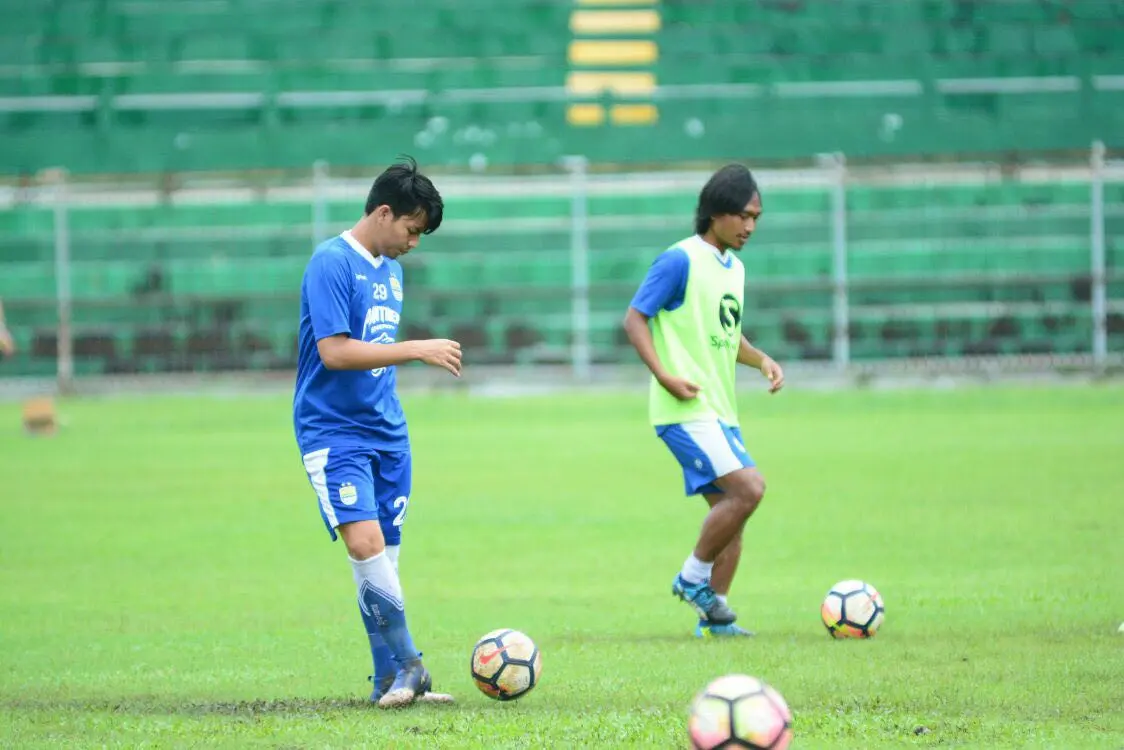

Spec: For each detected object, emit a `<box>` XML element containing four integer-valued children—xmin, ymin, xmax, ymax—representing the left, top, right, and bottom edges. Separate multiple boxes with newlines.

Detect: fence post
<box><xmin>312</xmin><ymin>159</ymin><xmax>329</xmax><ymax>246</ymax></box>
<box><xmin>562</xmin><ymin>155</ymin><xmax>592</xmax><ymax>382</ymax></box>
<box><xmin>49</xmin><ymin>168</ymin><xmax>74</xmax><ymax>394</ymax></box>
<box><xmin>1090</xmin><ymin>141</ymin><xmax>1107</xmax><ymax>370</ymax></box>
<box><xmin>829</xmin><ymin>152</ymin><xmax>850</xmax><ymax>369</ymax></box>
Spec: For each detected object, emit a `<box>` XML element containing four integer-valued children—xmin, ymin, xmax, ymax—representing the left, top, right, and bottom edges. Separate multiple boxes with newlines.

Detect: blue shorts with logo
<box><xmin>300</xmin><ymin>445</ymin><xmax>411</xmax><ymax>544</ymax></box>
<box><xmin>656</xmin><ymin>419</ymin><xmax>756</xmax><ymax>496</ymax></box>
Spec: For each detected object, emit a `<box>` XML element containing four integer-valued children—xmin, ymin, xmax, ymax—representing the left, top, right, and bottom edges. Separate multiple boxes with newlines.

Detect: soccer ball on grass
<box><xmin>470</xmin><ymin>628</ymin><xmax>542</xmax><ymax>701</ymax></box>
<box><xmin>688</xmin><ymin>673</ymin><xmax>793</xmax><ymax>750</ymax></box>
<box><xmin>821</xmin><ymin>579</ymin><xmax>885</xmax><ymax>638</ymax></box>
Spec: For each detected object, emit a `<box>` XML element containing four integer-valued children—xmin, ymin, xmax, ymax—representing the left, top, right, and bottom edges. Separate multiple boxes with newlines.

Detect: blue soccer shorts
<box><xmin>656</xmin><ymin>420</ymin><xmax>756</xmax><ymax>496</ymax></box>
<box><xmin>300</xmin><ymin>445</ymin><xmax>411</xmax><ymax>544</ymax></box>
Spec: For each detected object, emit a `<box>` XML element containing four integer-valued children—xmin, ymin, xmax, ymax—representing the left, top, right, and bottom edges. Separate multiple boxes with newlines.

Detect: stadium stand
<box><xmin>0</xmin><ymin>0</ymin><xmax>1120</xmax><ymax>378</ymax></box>
<box><xmin>0</xmin><ymin>0</ymin><xmax>1122</xmax><ymax>174</ymax></box>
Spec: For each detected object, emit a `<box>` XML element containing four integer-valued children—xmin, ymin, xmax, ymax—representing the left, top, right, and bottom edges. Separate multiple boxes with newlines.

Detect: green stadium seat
<box><xmin>2</xmin><ymin>0</ymin><xmax>1121</xmax><ymax>174</ymax></box>
<box><xmin>0</xmin><ymin>263</ymin><xmax>55</xmax><ymax>300</ymax></box>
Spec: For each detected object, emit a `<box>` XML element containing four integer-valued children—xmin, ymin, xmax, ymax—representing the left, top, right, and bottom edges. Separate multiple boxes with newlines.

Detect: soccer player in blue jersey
<box><xmin>622</xmin><ymin>164</ymin><xmax>785</xmax><ymax>639</ymax></box>
<box><xmin>293</xmin><ymin>157</ymin><xmax>462</xmax><ymax>708</ymax></box>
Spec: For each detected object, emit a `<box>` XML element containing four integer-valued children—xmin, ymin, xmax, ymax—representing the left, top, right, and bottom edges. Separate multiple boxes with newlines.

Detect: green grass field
<box><xmin>1</xmin><ymin>384</ymin><xmax>1122</xmax><ymax>749</ymax></box>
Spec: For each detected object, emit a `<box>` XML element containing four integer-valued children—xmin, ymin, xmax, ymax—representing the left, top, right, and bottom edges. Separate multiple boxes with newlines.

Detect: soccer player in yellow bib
<box><xmin>622</xmin><ymin>164</ymin><xmax>785</xmax><ymax>638</ymax></box>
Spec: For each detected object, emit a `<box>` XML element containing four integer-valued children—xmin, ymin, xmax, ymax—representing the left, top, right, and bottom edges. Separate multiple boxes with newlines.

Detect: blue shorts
<box><xmin>300</xmin><ymin>445</ymin><xmax>411</xmax><ymax>544</ymax></box>
<box><xmin>656</xmin><ymin>420</ymin><xmax>756</xmax><ymax>496</ymax></box>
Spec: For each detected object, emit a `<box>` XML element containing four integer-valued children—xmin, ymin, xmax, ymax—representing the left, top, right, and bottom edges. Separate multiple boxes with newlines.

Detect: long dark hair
<box><xmin>695</xmin><ymin>164</ymin><xmax>759</xmax><ymax>235</ymax></box>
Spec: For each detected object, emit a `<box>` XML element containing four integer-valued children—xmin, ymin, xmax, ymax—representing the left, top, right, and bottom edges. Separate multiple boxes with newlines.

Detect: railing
<box><xmin>0</xmin><ymin>144</ymin><xmax>1121</xmax><ymax>390</ymax></box>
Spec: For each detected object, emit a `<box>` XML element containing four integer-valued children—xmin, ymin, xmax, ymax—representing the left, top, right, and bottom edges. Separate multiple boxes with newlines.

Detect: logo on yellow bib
<box><xmin>718</xmin><ymin>294</ymin><xmax>741</xmax><ymax>334</ymax></box>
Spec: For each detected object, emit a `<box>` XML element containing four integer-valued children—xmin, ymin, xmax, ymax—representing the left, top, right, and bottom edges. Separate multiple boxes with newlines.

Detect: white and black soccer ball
<box><xmin>821</xmin><ymin>579</ymin><xmax>885</xmax><ymax>638</ymax></box>
<box><xmin>688</xmin><ymin>674</ymin><xmax>793</xmax><ymax>750</ymax></box>
<box><xmin>470</xmin><ymin>629</ymin><xmax>542</xmax><ymax>701</ymax></box>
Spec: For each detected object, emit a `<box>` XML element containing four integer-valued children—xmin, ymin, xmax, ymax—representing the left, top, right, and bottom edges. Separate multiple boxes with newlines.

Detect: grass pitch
<box><xmin>1</xmin><ymin>384</ymin><xmax>1122</xmax><ymax>748</ymax></box>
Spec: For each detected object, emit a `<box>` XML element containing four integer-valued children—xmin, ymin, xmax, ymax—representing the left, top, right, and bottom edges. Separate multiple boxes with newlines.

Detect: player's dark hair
<box><xmin>694</xmin><ymin>164</ymin><xmax>759</xmax><ymax>235</ymax></box>
<box><xmin>364</xmin><ymin>155</ymin><xmax>444</xmax><ymax>234</ymax></box>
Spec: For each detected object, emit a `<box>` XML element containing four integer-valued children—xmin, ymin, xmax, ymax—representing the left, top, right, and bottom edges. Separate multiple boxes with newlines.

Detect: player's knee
<box><xmin>731</xmin><ymin>473</ymin><xmax>766</xmax><ymax>515</ymax></box>
<box><xmin>747</xmin><ymin>473</ymin><xmax>766</xmax><ymax>504</ymax></box>
<box><xmin>344</xmin><ymin>536</ymin><xmax>383</xmax><ymax>561</ymax></box>
<box><xmin>339</xmin><ymin>520</ymin><xmax>386</xmax><ymax>560</ymax></box>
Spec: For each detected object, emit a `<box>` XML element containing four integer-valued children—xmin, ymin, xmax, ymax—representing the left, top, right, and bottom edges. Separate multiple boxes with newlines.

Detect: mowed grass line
<box><xmin>0</xmin><ymin>385</ymin><xmax>1121</xmax><ymax>748</ymax></box>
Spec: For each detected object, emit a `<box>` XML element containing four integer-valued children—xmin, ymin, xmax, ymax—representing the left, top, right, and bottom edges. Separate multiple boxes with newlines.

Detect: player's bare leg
<box><xmin>706</xmin><ymin>494</ymin><xmax>743</xmax><ymax>598</ymax></box>
<box><xmin>695</xmin><ymin>468</ymin><xmax>765</xmax><ymax>562</ymax></box>
<box><xmin>694</xmin><ymin>494</ymin><xmax>754</xmax><ymax>637</ymax></box>
<box><xmin>674</xmin><ymin>471</ymin><xmax>764</xmax><ymax>632</ymax></box>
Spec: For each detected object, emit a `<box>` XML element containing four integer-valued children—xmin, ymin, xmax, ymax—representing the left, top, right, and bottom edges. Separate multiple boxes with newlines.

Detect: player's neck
<box><xmin>699</xmin><ymin>232</ymin><xmax>730</xmax><ymax>256</ymax></box>
<box><xmin>349</xmin><ymin>220</ymin><xmax>385</xmax><ymax>257</ymax></box>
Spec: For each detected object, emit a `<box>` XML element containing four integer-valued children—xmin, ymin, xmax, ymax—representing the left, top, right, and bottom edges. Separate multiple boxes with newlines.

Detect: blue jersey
<box><xmin>293</xmin><ymin>231</ymin><xmax>409</xmax><ymax>453</ymax></box>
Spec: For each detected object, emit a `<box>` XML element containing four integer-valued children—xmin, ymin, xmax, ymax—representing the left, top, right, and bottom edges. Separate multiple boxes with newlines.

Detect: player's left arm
<box><xmin>0</xmin><ymin>297</ymin><xmax>14</xmax><ymax>357</ymax></box>
<box><xmin>738</xmin><ymin>336</ymin><xmax>784</xmax><ymax>394</ymax></box>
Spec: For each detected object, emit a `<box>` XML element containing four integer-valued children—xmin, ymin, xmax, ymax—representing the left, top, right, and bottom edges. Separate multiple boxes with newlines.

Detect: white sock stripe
<box><xmin>350</xmin><ymin>551</ymin><xmax>405</xmax><ymax>612</ymax></box>
<box><xmin>358</xmin><ymin>579</ymin><xmax>405</xmax><ymax>611</ymax></box>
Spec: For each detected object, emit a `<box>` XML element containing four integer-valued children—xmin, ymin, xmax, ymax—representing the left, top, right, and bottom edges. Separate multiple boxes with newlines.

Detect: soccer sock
<box><xmin>363</xmin><ymin>544</ymin><xmax>403</xmax><ymax>684</ymax></box>
<box><xmin>717</xmin><ymin>594</ymin><xmax>729</xmax><ymax>606</ymax></box>
<box><xmin>364</xmin><ymin>622</ymin><xmax>397</xmax><ymax>684</ymax></box>
<box><xmin>681</xmin><ymin>554</ymin><xmax>714</xmax><ymax>585</ymax></box>
<box><xmin>351</xmin><ymin>552</ymin><xmax>419</xmax><ymax>669</ymax></box>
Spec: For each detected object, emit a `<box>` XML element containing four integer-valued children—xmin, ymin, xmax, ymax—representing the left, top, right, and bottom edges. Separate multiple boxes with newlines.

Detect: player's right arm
<box><xmin>306</xmin><ymin>250</ymin><xmax>462</xmax><ymax>376</ymax></box>
<box><xmin>622</xmin><ymin>250</ymin><xmax>700</xmax><ymax>401</ymax></box>
<box><xmin>317</xmin><ymin>336</ymin><xmax>461</xmax><ymax>376</ymax></box>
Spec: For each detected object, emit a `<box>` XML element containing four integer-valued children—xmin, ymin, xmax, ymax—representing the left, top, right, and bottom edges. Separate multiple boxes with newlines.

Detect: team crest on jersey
<box><xmin>389</xmin><ymin>275</ymin><xmax>403</xmax><ymax>302</ymax></box>
<box><xmin>339</xmin><ymin>482</ymin><xmax>358</xmax><ymax>506</ymax></box>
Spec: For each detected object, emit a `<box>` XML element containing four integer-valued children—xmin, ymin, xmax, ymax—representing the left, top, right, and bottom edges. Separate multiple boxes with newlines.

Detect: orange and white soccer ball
<box><xmin>689</xmin><ymin>674</ymin><xmax>793</xmax><ymax>750</ymax></box>
<box><xmin>470</xmin><ymin>629</ymin><xmax>542</xmax><ymax>701</ymax></box>
<box><xmin>821</xmin><ymin>579</ymin><xmax>885</xmax><ymax>638</ymax></box>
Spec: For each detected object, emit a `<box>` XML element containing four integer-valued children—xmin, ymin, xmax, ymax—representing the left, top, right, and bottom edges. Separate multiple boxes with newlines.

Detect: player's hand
<box><xmin>659</xmin><ymin>374</ymin><xmax>702</xmax><ymax>401</ymax></box>
<box><xmin>417</xmin><ymin>339</ymin><xmax>462</xmax><ymax>377</ymax></box>
<box><xmin>0</xmin><ymin>327</ymin><xmax>14</xmax><ymax>357</ymax></box>
<box><xmin>760</xmin><ymin>357</ymin><xmax>784</xmax><ymax>394</ymax></box>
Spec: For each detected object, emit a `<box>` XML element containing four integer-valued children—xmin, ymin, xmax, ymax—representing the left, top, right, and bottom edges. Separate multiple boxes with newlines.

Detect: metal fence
<box><xmin>0</xmin><ymin>143</ymin><xmax>1121</xmax><ymax>391</ymax></box>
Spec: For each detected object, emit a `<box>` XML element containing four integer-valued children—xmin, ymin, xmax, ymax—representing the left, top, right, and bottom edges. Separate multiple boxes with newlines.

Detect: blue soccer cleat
<box><xmin>695</xmin><ymin>620</ymin><xmax>755</xmax><ymax>638</ymax></box>
<box><xmin>370</xmin><ymin>674</ymin><xmax>391</xmax><ymax>702</ymax></box>
<box><xmin>672</xmin><ymin>574</ymin><xmax>737</xmax><ymax>625</ymax></box>
<box><xmin>376</xmin><ymin>659</ymin><xmax>455</xmax><ymax>708</ymax></box>
<box><xmin>370</xmin><ymin>665</ymin><xmax>455</xmax><ymax>706</ymax></box>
